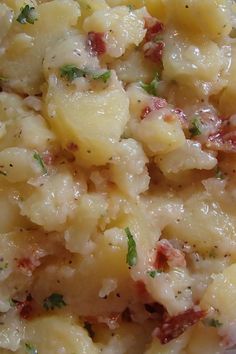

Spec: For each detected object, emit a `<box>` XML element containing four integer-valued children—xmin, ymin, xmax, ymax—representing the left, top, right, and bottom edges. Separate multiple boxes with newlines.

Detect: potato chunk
<box><xmin>45</xmin><ymin>73</ymin><xmax>129</xmax><ymax>167</ymax></box>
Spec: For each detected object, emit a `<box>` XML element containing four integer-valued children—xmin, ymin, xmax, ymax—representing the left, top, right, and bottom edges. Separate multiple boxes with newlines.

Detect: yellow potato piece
<box><xmin>45</xmin><ymin>74</ymin><xmax>129</xmax><ymax>167</ymax></box>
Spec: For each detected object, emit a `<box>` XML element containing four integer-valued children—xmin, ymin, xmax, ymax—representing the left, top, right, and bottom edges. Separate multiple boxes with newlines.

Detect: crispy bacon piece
<box><xmin>42</xmin><ymin>151</ymin><xmax>56</xmax><ymax>166</ymax></box>
<box><xmin>141</xmin><ymin>97</ymin><xmax>167</xmax><ymax>119</ymax></box>
<box><xmin>17</xmin><ymin>253</ymin><xmax>41</xmax><ymax>276</ymax></box>
<box><xmin>144</xmin><ymin>17</ymin><xmax>164</xmax><ymax>42</ymax></box>
<box><xmin>143</xmin><ymin>41</ymin><xmax>165</xmax><ymax>64</ymax></box>
<box><xmin>174</xmin><ymin>108</ymin><xmax>188</xmax><ymax>129</ymax></box>
<box><xmin>207</xmin><ymin>124</ymin><xmax>236</xmax><ymax>152</ymax></box>
<box><xmin>13</xmin><ymin>294</ymin><xmax>34</xmax><ymax>320</ymax></box>
<box><xmin>154</xmin><ymin>239</ymin><xmax>186</xmax><ymax>270</ymax></box>
<box><xmin>87</xmin><ymin>32</ymin><xmax>106</xmax><ymax>56</ymax></box>
<box><xmin>153</xmin><ymin>308</ymin><xmax>206</xmax><ymax>344</ymax></box>
<box><xmin>67</xmin><ymin>142</ymin><xmax>79</xmax><ymax>152</ymax></box>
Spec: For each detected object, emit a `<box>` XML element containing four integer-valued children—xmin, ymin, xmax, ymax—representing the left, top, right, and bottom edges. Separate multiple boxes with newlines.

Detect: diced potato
<box><xmin>0</xmin><ymin>0</ymin><xmax>80</xmax><ymax>94</ymax></box>
<box><xmin>111</xmin><ymin>50</ymin><xmax>157</xmax><ymax>83</ymax></box>
<box><xmin>77</xmin><ymin>0</ymin><xmax>109</xmax><ymax>24</ymax></box>
<box><xmin>163</xmin><ymin>31</ymin><xmax>226</xmax><ymax>94</ymax></box>
<box><xmin>45</xmin><ymin>73</ymin><xmax>129</xmax><ymax>167</ymax></box>
<box><xmin>110</xmin><ymin>138</ymin><xmax>150</xmax><ymax>197</ymax></box>
<box><xmin>156</xmin><ymin>140</ymin><xmax>217</xmax><ymax>174</ymax></box>
<box><xmin>0</xmin><ymin>3</ymin><xmax>13</xmax><ymax>43</ymax></box>
<box><xmin>145</xmin><ymin>333</ymin><xmax>189</xmax><ymax>354</ymax></box>
<box><xmin>200</xmin><ymin>264</ymin><xmax>236</xmax><ymax>327</ymax></box>
<box><xmin>20</xmin><ymin>171</ymin><xmax>79</xmax><ymax>231</ymax></box>
<box><xmin>0</xmin><ymin>147</ymin><xmax>42</xmax><ymax>182</ymax></box>
<box><xmin>9</xmin><ymin>316</ymin><xmax>100</xmax><ymax>354</ymax></box>
<box><xmin>0</xmin><ymin>310</ymin><xmax>24</xmax><ymax>351</ymax></box>
<box><xmin>43</xmin><ymin>33</ymin><xmax>99</xmax><ymax>78</ymax></box>
<box><xmin>219</xmin><ymin>82</ymin><xmax>236</xmax><ymax>117</ymax></box>
<box><xmin>164</xmin><ymin>0</ymin><xmax>232</xmax><ymax>40</ymax></box>
<box><xmin>0</xmin><ymin>92</ymin><xmax>27</xmax><ymax>121</ymax></box>
<box><xmin>65</xmin><ymin>193</ymin><xmax>108</xmax><ymax>255</ymax></box>
<box><xmin>133</xmin><ymin>109</ymin><xmax>186</xmax><ymax>155</ymax></box>
<box><xmin>165</xmin><ymin>192</ymin><xmax>236</xmax><ymax>255</ymax></box>
<box><xmin>83</xmin><ymin>6</ymin><xmax>146</xmax><ymax>58</ymax></box>
<box><xmin>187</xmin><ymin>323</ymin><xmax>222</xmax><ymax>354</ymax></box>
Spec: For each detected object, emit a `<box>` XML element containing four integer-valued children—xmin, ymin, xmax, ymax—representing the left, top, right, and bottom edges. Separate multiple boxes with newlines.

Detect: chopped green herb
<box><xmin>189</xmin><ymin>117</ymin><xmax>202</xmax><ymax>137</ymax></box>
<box><xmin>147</xmin><ymin>270</ymin><xmax>162</xmax><ymax>278</ymax></box>
<box><xmin>0</xmin><ymin>171</ymin><xmax>7</xmax><ymax>176</ymax></box>
<box><xmin>43</xmin><ymin>293</ymin><xmax>66</xmax><ymax>310</ymax></box>
<box><xmin>84</xmin><ymin>322</ymin><xmax>95</xmax><ymax>338</ymax></box>
<box><xmin>25</xmin><ymin>342</ymin><xmax>38</xmax><ymax>354</ymax></box>
<box><xmin>16</xmin><ymin>5</ymin><xmax>37</xmax><ymax>24</ymax></box>
<box><xmin>154</xmin><ymin>35</ymin><xmax>164</xmax><ymax>43</ymax></box>
<box><xmin>127</xmin><ymin>4</ymin><xmax>134</xmax><ymax>11</ymax></box>
<box><xmin>203</xmin><ymin>318</ymin><xmax>223</xmax><ymax>328</ymax></box>
<box><xmin>93</xmin><ymin>70</ymin><xmax>111</xmax><ymax>83</ymax></box>
<box><xmin>125</xmin><ymin>227</ymin><xmax>137</xmax><ymax>267</ymax></box>
<box><xmin>0</xmin><ymin>261</ymin><xmax>8</xmax><ymax>271</ymax></box>
<box><xmin>141</xmin><ymin>74</ymin><xmax>159</xmax><ymax>96</ymax></box>
<box><xmin>215</xmin><ymin>167</ymin><xmax>224</xmax><ymax>180</ymax></box>
<box><xmin>33</xmin><ymin>152</ymin><xmax>47</xmax><ymax>174</ymax></box>
<box><xmin>60</xmin><ymin>64</ymin><xmax>87</xmax><ymax>82</ymax></box>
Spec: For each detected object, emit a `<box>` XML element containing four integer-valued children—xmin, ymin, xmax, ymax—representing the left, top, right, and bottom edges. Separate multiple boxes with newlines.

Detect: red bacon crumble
<box><xmin>141</xmin><ymin>97</ymin><xmax>167</xmax><ymax>119</ymax></box>
<box><xmin>154</xmin><ymin>239</ymin><xmax>186</xmax><ymax>270</ymax></box>
<box><xmin>87</xmin><ymin>32</ymin><xmax>106</xmax><ymax>56</ymax></box>
<box><xmin>207</xmin><ymin>125</ymin><xmax>236</xmax><ymax>152</ymax></box>
<box><xmin>13</xmin><ymin>294</ymin><xmax>34</xmax><ymax>320</ymax></box>
<box><xmin>144</xmin><ymin>17</ymin><xmax>164</xmax><ymax>42</ymax></box>
<box><xmin>67</xmin><ymin>142</ymin><xmax>78</xmax><ymax>152</ymax></box>
<box><xmin>42</xmin><ymin>151</ymin><xmax>56</xmax><ymax>166</ymax></box>
<box><xmin>152</xmin><ymin>308</ymin><xmax>206</xmax><ymax>344</ymax></box>
<box><xmin>17</xmin><ymin>255</ymin><xmax>41</xmax><ymax>276</ymax></box>
<box><xmin>143</xmin><ymin>41</ymin><xmax>165</xmax><ymax>64</ymax></box>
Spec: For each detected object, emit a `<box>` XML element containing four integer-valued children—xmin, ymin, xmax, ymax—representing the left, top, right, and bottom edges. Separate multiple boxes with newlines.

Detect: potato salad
<box><xmin>1</xmin><ymin>0</ymin><xmax>236</xmax><ymax>353</ymax></box>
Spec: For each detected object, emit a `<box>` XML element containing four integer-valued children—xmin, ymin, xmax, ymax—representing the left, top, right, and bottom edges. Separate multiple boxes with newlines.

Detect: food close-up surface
<box><xmin>1</xmin><ymin>0</ymin><xmax>236</xmax><ymax>353</ymax></box>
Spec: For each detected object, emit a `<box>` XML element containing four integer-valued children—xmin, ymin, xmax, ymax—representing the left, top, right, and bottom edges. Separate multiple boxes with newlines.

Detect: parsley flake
<box><xmin>43</xmin><ymin>293</ymin><xmax>66</xmax><ymax>310</ymax></box>
<box><xmin>25</xmin><ymin>342</ymin><xmax>38</xmax><ymax>354</ymax></box>
<box><xmin>203</xmin><ymin>318</ymin><xmax>223</xmax><ymax>328</ymax></box>
<box><xmin>215</xmin><ymin>167</ymin><xmax>224</xmax><ymax>180</ymax></box>
<box><xmin>60</xmin><ymin>64</ymin><xmax>87</xmax><ymax>82</ymax></box>
<box><xmin>0</xmin><ymin>261</ymin><xmax>8</xmax><ymax>271</ymax></box>
<box><xmin>189</xmin><ymin>117</ymin><xmax>202</xmax><ymax>137</ymax></box>
<box><xmin>125</xmin><ymin>227</ymin><xmax>137</xmax><ymax>267</ymax></box>
<box><xmin>33</xmin><ymin>152</ymin><xmax>47</xmax><ymax>174</ymax></box>
<box><xmin>127</xmin><ymin>4</ymin><xmax>134</xmax><ymax>11</ymax></box>
<box><xmin>93</xmin><ymin>70</ymin><xmax>111</xmax><ymax>83</ymax></box>
<box><xmin>16</xmin><ymin>5</ymin><xmax>37</xmax><ymax>25</ymax></box>
<box><xmin>141</xmin><ymin>74</ymin><xmax>159</xmax><ymax>96</ymax></box>
<box><xmin>147</xmin><ymin>270</ymin><xmax>162</xmax><ymax>278</ymax></box>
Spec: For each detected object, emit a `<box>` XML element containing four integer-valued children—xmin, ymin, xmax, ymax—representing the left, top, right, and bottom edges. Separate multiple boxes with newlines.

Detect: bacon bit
<box><xmin>144</xmin><ymin>17</ymin><xmax>164</xmax><ymax>42</ymax></box>
<box><xmin>141</xmin><ymin>97</ymin><xmax>167</xmax><ymax>119</ymax></box>
<box><xmin>207</xmin><ymin>127</ymin><xmax>236</xmax><ymax>152</ymax></box>
<box><xmin>42</xmin><ymin>151</ymin><xmax>56</xmax><ymax>166</ymax></box>
<box><xmin>13</xmin><ymin>294</ymin><xmax>34</xmax><ymax>320</ymax></box>
<box><xmin>67</xmin><ymin>142</ymin><xmax>78</xmax><ymax>152</ymax></box>
<box><xmin>154</xmin><ymin>239</ymin><xmax>186</xmax><ymax>270</ymax></box>
<box><xmin>174</xmin><ymin>108</ymin><xmax>188</xmax><ymax>129</ymax></box>
<box><xmin>153</xmin><ymin>308</ymin><xmax>206</xmax><ymax>344</ymax></box>
<box><xmin>87</xmin><ymin>32</ymin><xmax>106</xmax><ymax>56</ymax></box>
<box><xmin>17</xmin><ymin>255</ymin><xmax>41</xmax><ymax>276</ymax></box>
<box><xmin>143</xmin><ymin>41</ymin><xmax>165</xmax><ymax>64</ymax></box>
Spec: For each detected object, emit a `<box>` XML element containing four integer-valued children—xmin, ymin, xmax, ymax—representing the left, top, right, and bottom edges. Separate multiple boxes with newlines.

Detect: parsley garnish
<box><xmin>189</xmin><ymin>117</ymin><xmax>202</xmax><ymax>137</ymax></box>
<box><xmin>125</xmin><ymin>227</ymin><xmax>137</xmax><ymax>267</ymax></box>
<box><xmin>16</xmin><ymin>5</ymin><xmax>37</xmax><ymax>24</ymax></box>
<box><xmin>43</xmin><ymin>293</ymin><xmax>66</xmax><ymax>310</ymax></box>
<box><xmin>147</xmin><ymin>270</ymin><xmax>162</xmax><ymax>278</ymax></box>
<box><xmin>84</xmin><ymin>322</ymin><xmax>95</xmax><ymax>338</ymax></box>
<box><xmin>33</xmin><ymin>152</ymin><xmax>47</xmax><ymax>174</ymax></box>
<box><xmin>93</xmin><ymin>70</ymin><xmax>111</xmax><ymax>83</ymax></box>
<box><xmin>215</xmin><ymin>167</ymin><xmax>224</xmax><ymax>180</ymax></box>
<box><xmin>127</xmin><ymin>4</ymin><xmax>134</xmax><ymax>11</ymax></box>
<box><xmin>60</xmin><ymin>65</ymin><xmax>87</xmax><ymax>82</ymax></box>
<box><xmin>141</xmin><ymin>74</ymin><xmax>159</xmax><ymax>96</ymax></box>
<box><xmin>203</xmin><ymin>318</ymin><xmax>223</xmax><ymax>328</ymax></box>
<box><xmin>0</xmin><ymin>261</ymin><xmax>8</xmax><ymax>271</ymax></box>
<box><xmin>25</xmin><ymin>342</ymin><xmax>38</xmax><ymax>354</ymax></box>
